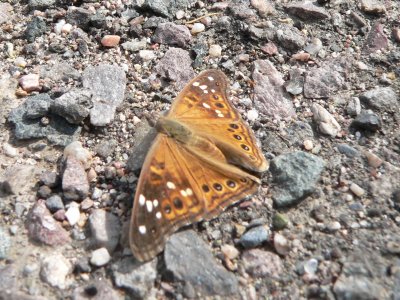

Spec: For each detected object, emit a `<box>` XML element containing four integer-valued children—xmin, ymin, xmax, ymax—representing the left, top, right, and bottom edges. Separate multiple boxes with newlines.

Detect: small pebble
<box><xmin>80</xmin><ymin>198</ymin><xmax>94</xmax><ymax>210</ymax></box>
<box><xmin>14</xmin><ymin>57</ymin><xmax>27</xmax><ymax>68</ymax></box>
<box><xmin>139</xmin><ymin>50</ymin><xmax>155</xmax><ymax>61</ymax></box>
<box><xmin>304</xmin><ymin>140</ymin><xmax>313</xmax><ymax>151</ymax></box>
<box><xmin>304</xmin><ymin>258</ymin><xmax>318</xmax><ymax>275</ymax></box>
<box><xmin>221</xmin><ymin>244</ymin><xmax>240</xmax><ymax>260</ymax></box>
<box><xmin>176</xmin><ymin>10</ymin><xmax>185</xmax><ymax>19</ymax></box>
<box><xmin>3</xmin><ymin>143</ymin><xmax>18</xmax><ymax>157</ymax></box>
<box><xmin>19</xmin><ymin>74</ymin><xmax>40</xmax><ymax>92</ymax></box>
<box><xmin>350</xmin><ymin>183</ymin><xmax>365</xmax><ymax>197</ymax></box>
<box><xmin>364</xmin><ymin>151</ymin><xmax>383</xmax><ymax>168</ymax></box>
<box><xmin>274</xmin><ymin>233</ymin><xmax>290</xmax><ymax>255</ymax></box>
<box><xmin>65</xmin><ymin>203</ymin><xmax>80</xmax><ymax>226</ymax></box>
<box><xmin>209</xmin><ymin>44</ymin><xmax>222</xmax><ymax>57</ymax></box>
<box><xmin>246</xmin><ymin>109</ymin><xmax>259</xmax><ymax>122</ymax></box>
<box><xmin>272</xmin><ymin>213</ymin><xmax>289</xmax><ymax>230</ymax></box>
<box><xmin>292</xmin><ymin>52</ymin><xmax>310</xmax><ymax>61</ymax></box>
<box><xmin>90</xmin><ymin>248</ymin><xmax>111</xmax><ymax>266</ymax></box>
<box><xmin>101</xmin><ymin>35</ymin><xmax>121</xmax><ymax>47</ymax></box>
<box><xmin>327</xmin><ymin>221</ymin><xmax>341</xmax><ymax>232</ymax></box>
<box><xmin>191</xmin><ymin>22</ymin><xmax>205</xmax><ymax>34</ymax></box>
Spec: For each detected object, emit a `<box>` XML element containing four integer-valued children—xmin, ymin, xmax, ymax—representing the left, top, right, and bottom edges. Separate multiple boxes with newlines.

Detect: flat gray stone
<box><xmin>164</xmin><ymin>230</ymin><xmax>238</xmax><ymax>298</ymax></box>
<box><xmin>89</xmin><ymin>209</ymin><xmax>121</xmax><ymax>253</ymax></box>
<box><xmin>359</xmin><ymin>86</ymin><xmax>398</xmax><ymax>112</ymax></box>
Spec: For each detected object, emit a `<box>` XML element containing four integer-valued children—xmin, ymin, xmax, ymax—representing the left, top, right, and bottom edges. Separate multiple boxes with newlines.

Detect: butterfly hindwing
<box><xmin>129</xmin><ymin>136</ymin><xmax>258</xmax><ymax>262</ymax></box>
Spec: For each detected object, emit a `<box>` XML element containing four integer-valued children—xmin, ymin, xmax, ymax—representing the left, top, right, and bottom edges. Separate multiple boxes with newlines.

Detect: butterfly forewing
<box><xmin>169</xmin><ymin>69</ymin><xmax>268</xmax><ymax>172</ymax></box>
<box><xmin>130</xmin><ymin>136</ymin><xmax>258</xmax><ymax>262</ymax></box>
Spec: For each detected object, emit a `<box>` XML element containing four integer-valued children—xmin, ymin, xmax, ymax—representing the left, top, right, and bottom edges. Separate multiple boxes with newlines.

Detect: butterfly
<box><xmin>129</xmin><ymin>69</ymin><xmax>268</xmax><ymax>262</ymax></box>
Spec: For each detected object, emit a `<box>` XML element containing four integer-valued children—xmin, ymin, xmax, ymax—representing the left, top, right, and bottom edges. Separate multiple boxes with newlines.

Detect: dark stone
<box><xmin>95</xmin><ymin>139</ymin><xmax>117</xmax><ymax>158</ymax></box>
<box><xmin>45</xmin><ymin>195</ymin><xmax>64</xmax><ymax>213</ymax></box>
<box><xmin>40</xmin><ymin>171</ymin><xmax>59</xmax><ymax>188</ymax></box>
<box><xmin>239</xmin><ymin>226</ymin><xmax>270</xmax><ymax>248</ymax></box>
<box><xmin>37</xmin><ymin>185</ymin><xmax>52</xmax><ymax>199</ymax></box>
<box><xmin>164</xmin><ymin>230</ymin><xmax>238</xmax><ymax>297</ymax></box>
<box><xmin>286</xmin><ymin>2</ymin><xmax>330</xmax><ymax>20</ymax></box>
<box><xmin>152</xmin><ymin>22</ymin><xmax>192</xmax><ymax>48</ymax></box>
<box><xmin>359</xmin><ymin>86</ymin><xmax>398</xmax><ymax>112</ymax></box>
<box><xmin>275</xmin><ymin>25</ymin><xmax>306</xmax><ymax>51</ymax></box>
<box><xmin>337</xmin><ymin>144</ymin><xmax>360</xmax><ymax>158</ymax></box>
<box><xmin>72</xmin><ymin>280</ymin><xmax>120</xmax><ymax>300</ymax></box>
<box><xmin>25</xmin><ymin>17</ymin><xmax>47</xmax><ymax>43</ymax></box>
<box><xmin>351</xmin><ymin>111</ymin><xmax>382</xmax><ymax>132</ymax></box>
<box><xmin>66</xmin><ymin>7</ymin><xmax>92</xmax><ymax>31</ymax></box>
<box><xmin>133</xmin><ymin>0</ymin><xmax>195</xmax><ymax>18</ymax></box>
<box><xmin>270</xmin><ymin>151</ymin><xmax>325</xmax><ymax>207</ymax></box>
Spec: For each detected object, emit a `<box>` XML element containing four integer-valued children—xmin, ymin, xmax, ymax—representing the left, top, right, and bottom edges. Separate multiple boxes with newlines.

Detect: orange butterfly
<box><xmin>130</xmin><ymin>70</ymin><xmax>268</xmax><ymax>261</ymax></box>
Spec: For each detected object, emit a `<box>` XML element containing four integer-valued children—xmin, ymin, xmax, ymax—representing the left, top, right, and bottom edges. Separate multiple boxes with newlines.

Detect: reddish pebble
<box><xmin>101</xmin><ymin>35</ymin><xmax>121</xmax><ymax>47</ymax></box>
<box><xmin>19</xmin><ymin>74</ymin><xmax>40</xmax><ymax>92</ymax></box>
<box><xmin>364</xmin><ymin>151</ymin><xmax>383</xmax><ymax>168</ymax></box>
<box><xmin>292</xmin><ymin>52</ymin><xmax>310</xmax><ymax>61</ymax></box>
<box><xmin>393</xmin><ymin>28</ymin><xmax>400</xmax><ymax>43</ymax></box>
<box><xmin>261</xmin><ymin>42</ymin><xmax>278</xmax><ymax>55</ymax></box>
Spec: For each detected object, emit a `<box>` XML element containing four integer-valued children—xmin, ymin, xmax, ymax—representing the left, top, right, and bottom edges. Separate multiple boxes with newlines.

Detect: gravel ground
<box><xmin>0</xmin><ymin>0</ymin><xmax>400</xmax><ymax>299</ymax></box>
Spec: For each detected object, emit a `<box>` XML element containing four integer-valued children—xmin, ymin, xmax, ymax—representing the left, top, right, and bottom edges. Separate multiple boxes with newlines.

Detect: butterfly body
<box><xmin>130</xmin><ymin>70</ymin><xmax>268</xmax><ymax>262</ymax></box>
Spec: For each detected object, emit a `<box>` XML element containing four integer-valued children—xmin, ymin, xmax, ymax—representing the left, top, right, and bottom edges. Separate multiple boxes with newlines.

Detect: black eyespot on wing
<box><xmin>230</xmin><ymin>124</ymin><xmax>239</xmax><ymax>129</ymax></box>
<box><xmin>173</xmin><ymin>197</ymin><xmax>183</xmax><ymax>209</ymax></box>
<box><xmin>234</xmin><ymin>134</ymin><xmax>242</xmax><ymax>140</ymax></box>
<box><xmin>241</xmin><ymin>144</ymin><xmax>250</xmax><ymax>151</ymax></box>
<box><xmin>164</xmin><ymin>204</ymin><xmax>172</xmax><ymax>214</ymax></box>
<box><xmin>202</xmin><ymin>184</ymin><xmax>210</xmax><ymax>192</ymax></box>
<box><xmin>215</xmin><ymin>102</ymin><xmax>224</xmax><ymax>108</ymax></box>
<box><xmin>213</xmin><ymin>183</ymin><xmax>223</xmax><ymax>191</ymax></box>
<box><xmin>227</xmin><ymin>180</ymin><xmax>236</xmax><ymax>188</ymax></box>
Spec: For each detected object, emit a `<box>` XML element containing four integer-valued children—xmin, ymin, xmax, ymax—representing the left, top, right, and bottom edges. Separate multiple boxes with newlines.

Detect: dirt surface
<box><xmin>0</xmin><ymin>0</ymin><xmax>400</xmax><ymax>299</ymax></box>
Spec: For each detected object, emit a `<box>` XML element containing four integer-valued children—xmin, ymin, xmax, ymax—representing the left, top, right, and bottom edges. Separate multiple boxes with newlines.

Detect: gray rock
<box><xmin>143</xmin><ymin>16</ymin><xmax>166</xmax><ymax>29</ymax></box>
<box><xmin>113</xmin><ymin>257</ymin><xmax>157</xmax><ymax>299</ymax></box>
<box><xmin>152</xmin><ymin>22</ymin><xmax>192</xmax><ymax>47</ymax></box>
<box><xmin>51</xmin><ymin>88</ymin><xmax>92</xmax><ymax>124</ymax></box>
<box><xmin>284</xmin><ymin>69</ymin><xmax>304</xmax><ymax>95</ymax></box>
<box><xmin>286</xmin><ymin>2</ymin><xmax>330</xmax><ymax>20</ymax></box>
<box><xmin>242</xmin><ymin>249</ymin><xmax>283</xmax><ymax>278</ymax></box>
<box><xmin>2</xmin><ymin>165</ymin><xmax>36</xmax><ymax>195</ymax></box>
<box><xmin>0</xmin><ymin>226</ymin><xmax>11</xmax><ymax>259</ymax></box>
<box><xmin>337</xmin><ymin>144</ymin><xmax>360</xmax><ymax>158</ymax></box>
<box><xmin>82</xmin><ymin>64</ymin><xmax>126</xmax><ymax>126</ymax></box>
<box><xmin>359</xmin><ymin>86</ymin><xmax>398</xmax><ymax>112</ymax></box>
<box><xmin>89</xmin><ymin>209</ymin><xmax>121</xmax><ymax>253</ymax></box>
<box><xmin>351</xmin><ymin>110</ymin><xmax>382</xmax><ymax>132</ymax></box>
<box><xmin>363</xmin><ymin>23</ymin><xmax>388</xmax><ymax>54</ymax></box>
<box><xmin>359</xmin><ymin>0</ymin><xmax>386</xmax><ymax>15</ymax></box>
<box><xmin>346</xmin><ymin>97</ymin><xmax>361</xmax><ymax>116</ymax></box>
<box><xmin>304</xmin><ymin>58</ymin><xmax>349</xmax><ymax>98</ymax></box>
<box><xmin>304</xmin><ymin>38</ymin><xmax>323</xmax><ymax>55</ymax></box>
<box><xmin>0</xmin><ymin>3</ymin><xmax>13</xmax><ymax>25</ymax></box>
<box><xmin>126</xmin><ymin>121</ymin><xmax>157</xmax><ymax>172</ymax></box>
<box><xmin>37</xmin><ymin>185</ymin><xmax>52</xmax><ymax>198</ymax></box>
<box><xmin>239</xmin><ymin>225</ymin><xmax>270</xmax><ymax>248</ymax></box>
<box><xmin>66</xmin><ymin>7</ymin><xmax>92</xmax><ymax>30</ymax></box>
<box><xmin>155</xmin><ymin>47</ymin><xmax>195</xmax><ymax>90</ymax></box>
<box><xmin>164</xmin><ymin>230</ymin><xmax>238</xmax><ymax>297</ymax></box>
<box><xmin>121</xmin><ymin>39</ymin><xmax>147</xmax><ymax>52</ymax></box>
<box><xmin>41</xmin><ymin>62</ymin><xmax>81</xmax><ymax>82</ymax></box>
<box><xmin>28</xmin><ymin>0</ymin><xmax>56</xmax><ymax>10</ymax></box>
<box><xmin>270</xmin><ymin>151</ymin><xmax>326</xmax><ymax>207</ymax></box>
<box><xmin>133</xmin><ymin>0</ymin><xmax>195</xmax><ymax>18</ymax></box>
<box><xmin>311</xmin><ymin>103</ymin><xmax>341</xmax><ymax>137</ymax></box>
<box><xmin>0</xmin><ymin>291</ymin><xmax>46</xmax><ymax>300</ymax></box>
<box><xmin>0</xmin><ymin>265</ymin><xmax>17</xmax><ymax>290</ymax></box>
<box><xmin>252</xmin><ymin>60</ymin><xmax>295</xmax><ymax>119</ymax></box>
<box><xmin>72</xmin><ymin>280</ymin><xmax>122</xmax><ymax>300</ymax></box>
<box><xmin>275</xmin><ymin>25</ymin><xmax>305</xmax><ymax>51</ymax></box>
<box><xmin>27</xmin><ymin>200</ymin><xmax>70</xmax><ymax>246</ymax></box>
<box><xmin>40</xmin><ymin>171</ymin><xmax>59</xmax><ymax>188</ymax></box>
<box><xmin>62</xmin><ymin>157</ymin><xmax>89</xmax><ymax>201</ymax></box>
<box><xmin>8</xmin><ymin>94</ymin><xmax>81</xmax><ymax>146</ymax></box>
<box><xmin>40</xmin><ymin>254</ymin><xmax>72</xmax><ymax>289</ymax></box>
<box><xmin>45</xmin><ymin>195</ymin><xmax>64</xmax><ymax>213</ymax></box>
<box><xmin>95</xmin><ymin>139</ymin><xmax>117</xmax><ymax>158</ymax></box>
<box><xmin>24</xmin><ymin>16</ymin><xmax>46</xmax><ymax>42</ymax></box>
<box><xmin>333</xmin><ymin>261</ymin><xmax>388</xmax><ymax>300</ymax></box>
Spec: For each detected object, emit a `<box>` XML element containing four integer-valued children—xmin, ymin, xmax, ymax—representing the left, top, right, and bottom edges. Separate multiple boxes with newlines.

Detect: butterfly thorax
<box><xmin>155</xmin><ymin>117</ymin><xmax>193</xmax><ymax>144</ymax></box>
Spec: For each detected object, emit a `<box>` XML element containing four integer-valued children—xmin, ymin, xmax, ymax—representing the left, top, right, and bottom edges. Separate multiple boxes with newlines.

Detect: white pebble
<box><xmin>64</xmin><ymin>141</ymin><xmax>92</xmax><ymax>168</ymax></box>
<box><xmin>14</xmin><ymin>57</ymin><xmax>27</xmax><ymax>68</ymax></box>
<box><xmin>61</xmin><ymin>23</ymin><xmax>72</xmax><ymax>34</ymax></box>
<box><xmin>246</xmin><ymin>109</ymin><xmax>259</xmax><ymax>122</ymax></box>
<box><xmin>327</xmin><ymin>221</ymin><xmax>341</xmax><ymax>232</ymax></box>
<box><xmin>191</xmin><ymin>23</ymin><xmax>205</xmax><ymax>34</ymax></box>
<box><xmin>350</xmin><ymin>183</ymin><xmax>365</xmax><ymax>197</ymax></box>
<box><xmin>274</xmin><ymin>233</ymin><xmax>290</xmax><ymax>255</ymax></box>
<box><xmin>54</xmin><ymin>19</ymin><xmax>66</xmax><ymax>34</ymax></box>
<box><xmin>65</xmin><ymin>203</ymin><xmax>80</xmax><ymax>226</ymax></box>
<box><xmin>90</xmin><ymin>248</ymin><xmax>111</xmax><ymax>266</ymax></box>
<box><xmin>139</xmin><ymin>50</ymin><xmax>155</xmax><ymax>61</ymax></box>
<box><xmin>3</xmin><ymin>143</ymin><xmax>18</xmax><ymax>157</ymax></box>
<box><xmin>176</xmin><ymin>10</ymin><xmax>185</xmax><ymax>19</ymax></box>
<box><xmin>209</xmin><ymin>44</ymin><xmax>222</xmax><ymax>57</ymax></box>
<box><xmin>304</xmin><ymin>258</ymin><xmax>318</xmax><ymax>275</ymax></box>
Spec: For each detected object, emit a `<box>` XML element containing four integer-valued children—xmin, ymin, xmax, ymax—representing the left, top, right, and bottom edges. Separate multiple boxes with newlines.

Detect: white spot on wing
<box><xmin>203</xmin><ymin>90</ymin><xmax>208</xmax><ymax>94</ymax></box>
<box><xmin>146</xmin><ymin>200</ymin><xmax>153</xmax><ymax>212</ymax></box>
<box><xmin>211</xmin><ymin>89</ymin><xmax>216</xmax><ymax>93</ymax></box>
<box><xmin>208</xmin><ymin>76</ymin><xmax>214</xmax><ymax>81</ymax></box>
<box><xmin>202</xmin><ymin>103</ymin><xmax>211</xmax><ymax>109</ymax></box>
<box><xmin>186</xmin><ymin>188</ymin><xmax>193</xmax><ymax>196</ymax></box>
<box><xmin>166</xmin><ymin>181</ymin><xmax>176</xmax><ymax>189</ymax></box>
<box><xmin>139</xmin><ymin>225</ymin><xmax>146</xmax><ymax>234</ymax></box>
<box><xmin>193</xmin><ymin>82</ymin><xmax>200</xmax><ymax>86</ymax></box>
<box><xmin>156</xmin><ymin>212</ymin><xmax>162</xmax><ymax>219</ymax></box>
<box><xmin>153</xmin><ymin>199</ymin><xmax>159</xmax><ymax>207</ymax></box>
<box><xmin>199</xmin><ymin>85</ymin><xmax>207</xmax><ymax>90</ymax></box>
<box><xmin>139</xmin><ymin>194</ymin><xmax>145</xmax><ymax>206</ymax></box>
<box><xmin>180</xmin><ymin>190</ymin><xmax>188</xmax><ymax>197</ymax></box>
<box><xmin>217</xmin><ymin>113</ymin><xmax>224</xmax><ymax>118</ymax></box>
<box><xmin>215</xmin><ymin>109</ymin><xmax>221</xmax><ymax>114</ymax></box>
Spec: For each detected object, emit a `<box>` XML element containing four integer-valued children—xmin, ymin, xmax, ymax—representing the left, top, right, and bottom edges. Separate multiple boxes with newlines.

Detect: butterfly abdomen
<box><xmin>156</xmin><ymin>117</ymin><xmax>192</xmax><ymax>143</ymax></box>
